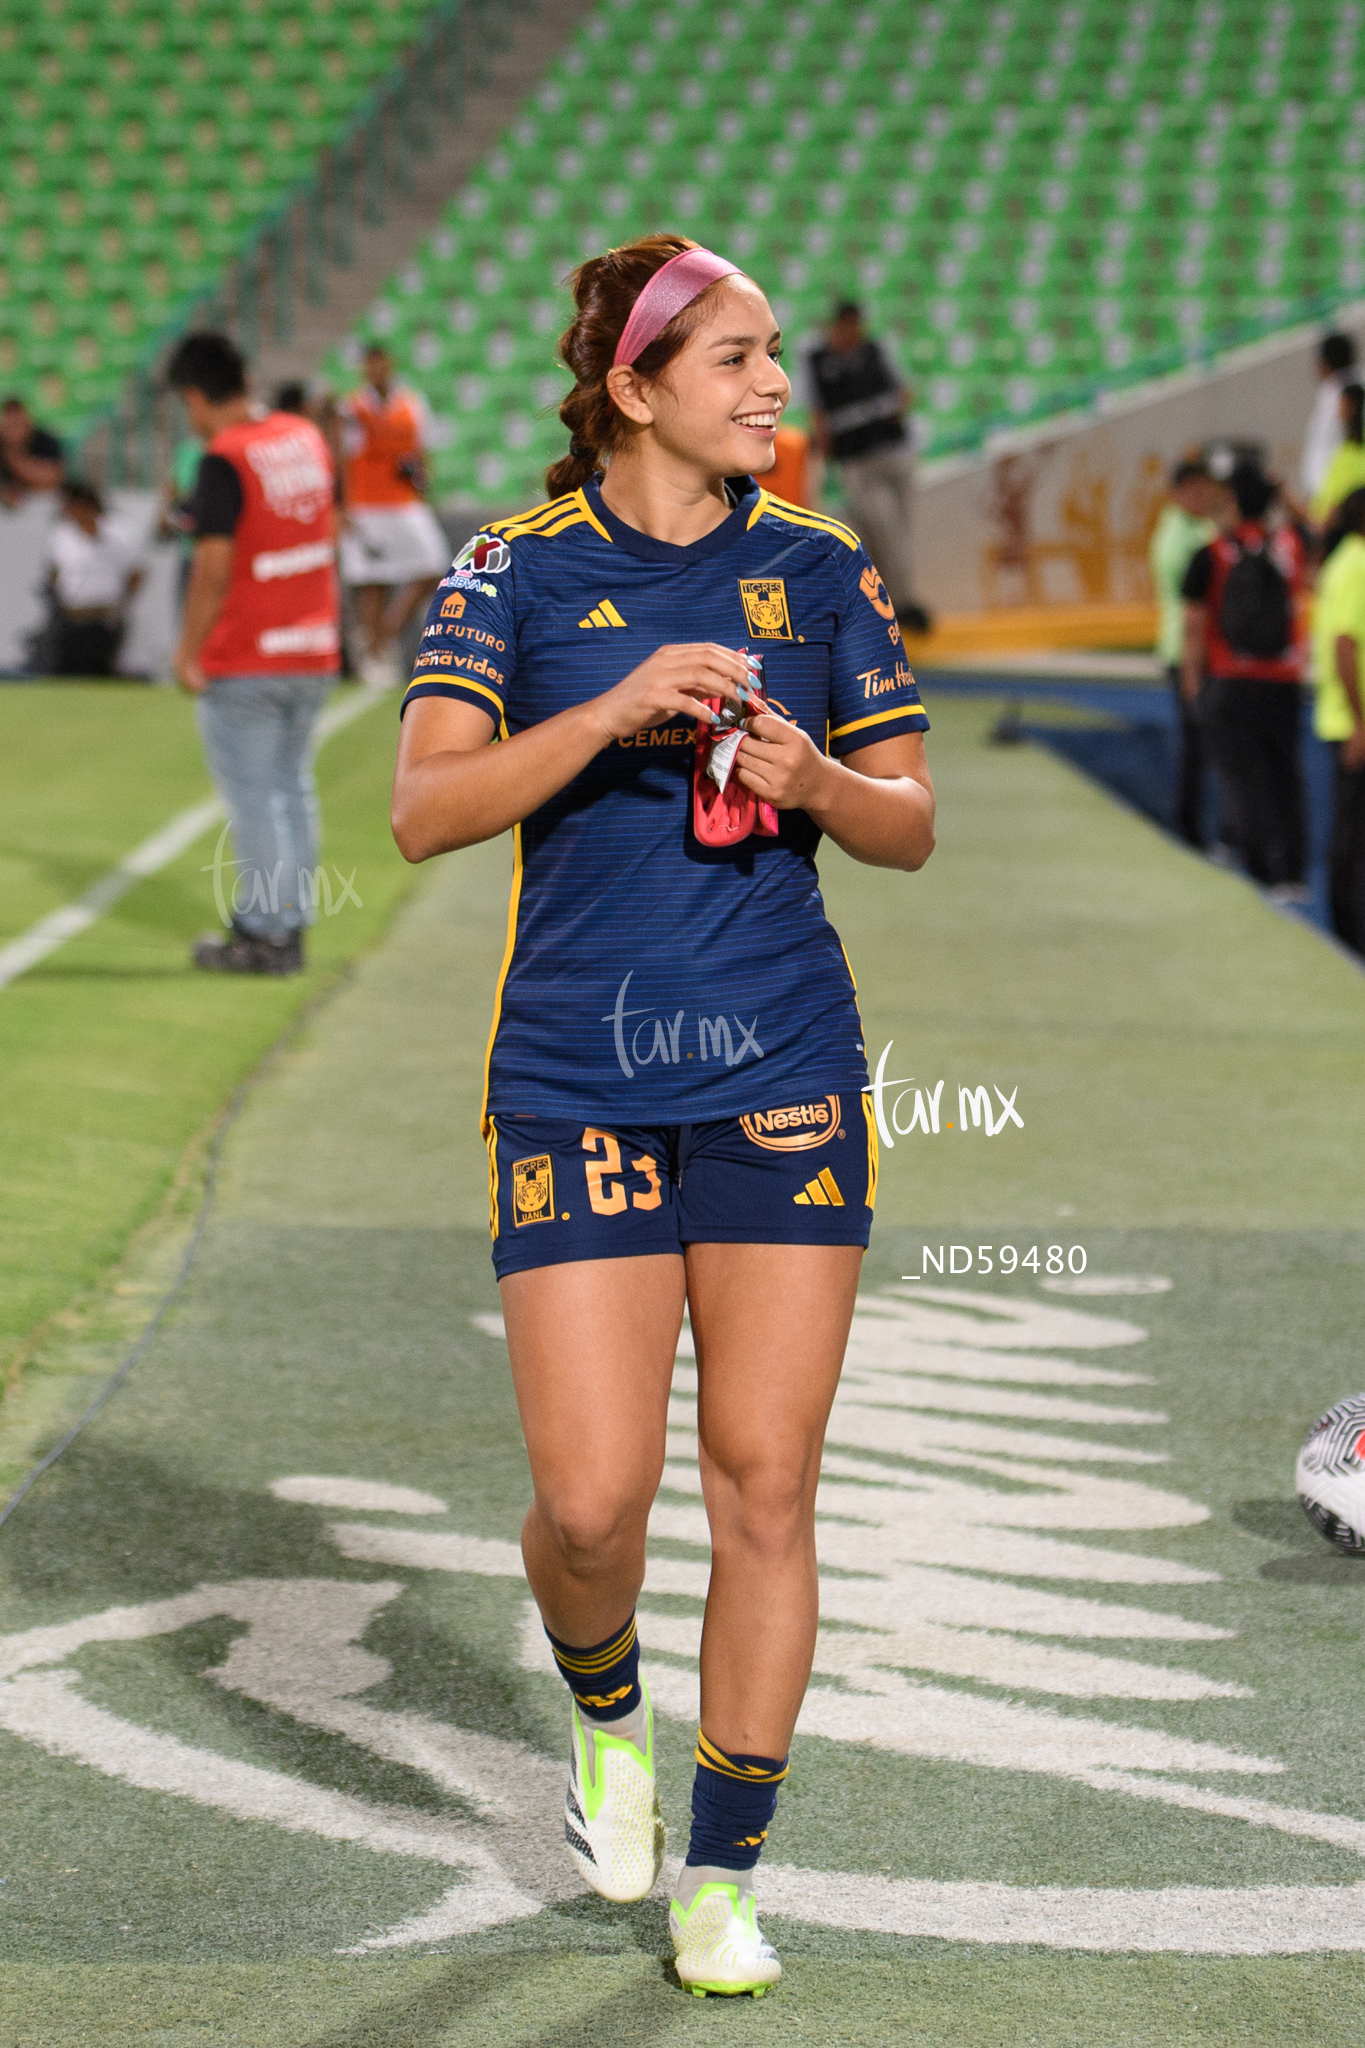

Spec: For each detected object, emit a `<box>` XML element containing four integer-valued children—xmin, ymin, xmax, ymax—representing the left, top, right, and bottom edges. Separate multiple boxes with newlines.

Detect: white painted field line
<box><xmin>0</xmin><ymin>681</ymin><xmax>391</xmax><ymax>991</ymax></box>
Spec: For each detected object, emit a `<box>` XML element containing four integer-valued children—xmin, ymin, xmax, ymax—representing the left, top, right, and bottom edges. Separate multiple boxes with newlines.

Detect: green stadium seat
<box><xmin>2</xmin><ymin>0</ymin><xmax>1350</xmax><ymax>480</ymax></box>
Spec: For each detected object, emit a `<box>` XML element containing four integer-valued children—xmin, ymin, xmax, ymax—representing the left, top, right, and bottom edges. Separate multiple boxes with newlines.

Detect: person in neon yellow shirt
<box><xmin>1311</xmin><ymin>485</ymin><xmax>1365</xmax><ymax>954</ymax></box>
<box><xmin>1310</xmin><ymin>384</ymin><xmax>1365</xmax><ymax>526</ymax></box>
<box><xmin>1148</xmin><ymin>459</ymin><xmax>1219</xmax><ymax>845</ymax></box>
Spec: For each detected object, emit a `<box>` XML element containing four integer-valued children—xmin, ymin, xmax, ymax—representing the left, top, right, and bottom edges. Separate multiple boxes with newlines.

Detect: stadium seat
<box><xmin>0</xmin><ymin>0</ymin><xmax>449</xmax><ymax>441</ymax></box>
<box><xmin>1</xmin><ymin>0</ymin><xmax>1356</xmax><ymax>490</ymax></box>
<box><xmin>324</xmin><ymin>0</ymin><xmax>1357</xmax><ymax>503</ymax></box>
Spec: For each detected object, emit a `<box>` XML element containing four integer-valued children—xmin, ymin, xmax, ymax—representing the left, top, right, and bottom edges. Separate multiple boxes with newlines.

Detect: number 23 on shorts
<box><xmin>583</xmin><ymin>1128</ymin><xmax>663</xmax><ymax>1214</ymax></box>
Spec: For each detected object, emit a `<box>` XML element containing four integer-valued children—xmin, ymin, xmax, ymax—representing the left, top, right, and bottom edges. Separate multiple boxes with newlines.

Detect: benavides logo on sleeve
<box><xmin>740</xmin><ymin>1096</ymin><xmax>841</xmax><ymax>1150</ymax></box>
<box><xmin>454</xmin><ymin>532</ymin><xmax>511</xmax><ymax>576</ymax></box>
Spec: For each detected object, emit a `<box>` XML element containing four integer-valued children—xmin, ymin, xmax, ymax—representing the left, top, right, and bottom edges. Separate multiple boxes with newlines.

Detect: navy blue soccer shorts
<box><xmin>486</xmin><ymin>1092</ymin><xmax>877</xmax><ymax>1279</ymax></box>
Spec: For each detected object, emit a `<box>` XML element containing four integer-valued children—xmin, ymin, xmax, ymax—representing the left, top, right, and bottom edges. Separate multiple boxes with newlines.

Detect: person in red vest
<box><xmin>169</xmin><ymin>331</ymin><xmax>340</xmax><ymax>975</ymax></box>
<box><xmin>338</xmin><ymin>344</ymin><xmax>450</xmax><ymax>687</ymax></box>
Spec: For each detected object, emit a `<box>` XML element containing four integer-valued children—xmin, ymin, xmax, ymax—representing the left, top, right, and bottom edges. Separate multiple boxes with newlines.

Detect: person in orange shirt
<box><xmin>339</xmin><ymin>345</ymin><xmax>450</xmax><ymax>686</ymax></box>
<box><xmin>764</xmin><ymin>422</ymin><xmax>813</xmax><ymax>508</ymax></box>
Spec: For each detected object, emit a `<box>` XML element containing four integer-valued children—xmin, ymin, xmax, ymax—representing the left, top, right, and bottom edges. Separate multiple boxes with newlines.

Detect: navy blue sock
<box><xmin>545</xmin><ymin>1614</ymin><xmax>641</xmax><ymax>1722</ymax></box>
<box><xmin>686</xmin><ymin>1731</ymin><xmax>789</xmax><ymax>1871</ymax></box>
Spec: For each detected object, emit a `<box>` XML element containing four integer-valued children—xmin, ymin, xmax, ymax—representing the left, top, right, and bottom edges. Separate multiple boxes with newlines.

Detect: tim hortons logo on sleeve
<box><xmin>512</xmin><ymin>1155</ymin><xmax>554</xmax><ymax>1224</ymax></box>
<box><xmin>739</xmin><ymin>1096</ymin><xmax>842</xmax><ymax>1151</ymax></box>
<box><xmin>738</xmin><ymin>578</ymin><xmax>794</xmax><ymax>638</ymax></box>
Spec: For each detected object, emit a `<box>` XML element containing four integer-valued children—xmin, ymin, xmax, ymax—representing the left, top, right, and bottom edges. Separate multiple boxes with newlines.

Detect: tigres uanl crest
<box><xmin>738</xmin><ymin>578</ymin><xmax>793</xmax><ymax>639</ymax></box>
<box><xmin>512</xmin><ymin>1154</ymin><xmax>554</xmax><ymax>1224</ymax></box>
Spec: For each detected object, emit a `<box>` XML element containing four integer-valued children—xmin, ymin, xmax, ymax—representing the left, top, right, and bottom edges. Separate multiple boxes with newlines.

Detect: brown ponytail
<box><xmin>545</xmin><ymin>233</ymin><xmax>725</xmax><ymax>497</ymax></box>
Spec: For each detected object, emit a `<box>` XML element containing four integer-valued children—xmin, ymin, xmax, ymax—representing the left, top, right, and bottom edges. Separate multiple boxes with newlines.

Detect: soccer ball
<box><xmin>1297</xmin><ymin>1395</ymin><xmax>1365</xmax><ymax>1556</ymax></box>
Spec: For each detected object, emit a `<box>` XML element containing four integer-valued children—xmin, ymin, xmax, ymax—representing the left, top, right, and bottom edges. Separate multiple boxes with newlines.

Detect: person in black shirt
<box><xmin>805</xmin><ymin>302</ymin><xmax>930</xmax><ymax>634</ymax></box>
<box><xmin>0</xmin><ymin>396</ymin><xmax>63</xmax><ymax>508</ymax></box>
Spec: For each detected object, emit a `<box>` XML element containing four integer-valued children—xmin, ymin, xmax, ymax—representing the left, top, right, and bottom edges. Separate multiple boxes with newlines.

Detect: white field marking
<box><xmin>1041</xmin><ymin>1276</ymin><xmax>1174</xmax><ymax>1296</ymax></box>
<box><xmin>822</xmin><ymin>1377</ymin><xmax>1166</xmax><ymax>1427</ymax></box>
<box><xmin>0</xmin><ymin>800</ymin><xmax>221</xmax><ymax>987</ymax></box>
<box><xmin>0</xmin><ymin>1578</ymin><xmax>569</xmax><ymax>1940</ymax></box>
<box><xmin>881</xmin><ymin>1287</ymin><xmax>1149</xmax><ymax>1349</ymax></box>
<box><xmin>821</xmin><ymin>1407</ymin><xmax>1172</xmax><ymax>1468</ymax></box>
<box><xmin>270</xmin><ymin>1476</ymin><xmax>448</xmax><ymax>1515</ymax></box>
<box><xmin>2</xmin><ymin>1543</ymin><xmax>1361</xmax><ymax>1956</ymax></box>
<box><xmin>837</xmin><ymin>1335</ymin><xmax>1155</xmax><ymax>1388</ymax></box>
<box><xmin>633</xmin><ymin>1656</ymin><xmax>1275</xmax><ymax>1782</ymax></box>
<box><xmin>516</xmin><ymin>1610</ymin><xmax>1266</xmax><ymax>1783</ymax></box>
<box><xmin>649</xmin><ymin>1494</ymin><xmax>1225</xmax><ymax>1636</ymax></box>
<box><xmin>0</xmin><ymin>1667</ymin><xmax>538</xmax><ymax>1924</ymax></box>
<box><xmin>336</xmin><ymin>1884</ymin><xmax>542</xmax><ymax>1955</ymax></box>
<box><xmin>328</xmin><ymin>1523</ymin><xmax>525</xmax><ymax>1575</ymax></box>
<box><xmin>1075</xmin><ymin>1770</ymin><xmax>1365</xmax><ymax>1860</ymax></box>
<box><xmin>0</xmin><ymin>681</ymin><xmax>389</xmax><ymax>991</ymax></box>
<box><xmin>811</xmin><ymin>1458</ymin><xmax>1218</xmax><ymax>1585</ymax></box>
<box><xmin>753</xmin><ymin>1865</ymin><xmax>1365</xmax><ymax>1955</ymax></box>
<box><xmin>631</xmin><ymin>1603</ymin><xmax>1246</xmax><ymax>1703</ymax></box>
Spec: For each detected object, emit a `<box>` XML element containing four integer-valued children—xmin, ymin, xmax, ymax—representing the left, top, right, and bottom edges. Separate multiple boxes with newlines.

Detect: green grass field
<box><xmin>0</xmin><ymin>685</ymin><xmax>416</xmax><ymax>1404</ymax></box>
<box><xmin>2</xmin><ymin>692</ymin><xmax>1365</xmax><ymax>2045</ymax></box>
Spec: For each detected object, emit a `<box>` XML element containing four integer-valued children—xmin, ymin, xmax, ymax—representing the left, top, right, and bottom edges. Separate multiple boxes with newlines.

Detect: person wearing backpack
<box><xmin>1180</xmin><ymin>463</ymin><xmax>1309</xmax><ymax>901</ymax></box>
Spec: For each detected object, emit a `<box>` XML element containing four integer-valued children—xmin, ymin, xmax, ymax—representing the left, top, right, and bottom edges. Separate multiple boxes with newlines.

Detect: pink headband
<box><xmin>612</xmin><ymin>247</ymin><xmax>743</xmax><ymax>368</ymax></box>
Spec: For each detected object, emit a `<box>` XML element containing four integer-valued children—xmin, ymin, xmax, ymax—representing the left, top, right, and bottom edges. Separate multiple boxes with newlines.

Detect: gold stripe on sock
<box><xmin>551</xmin><ymin>1617</ymin><xmax>637</xmax><ymax>1674</ymax></box>
<box><xmin>695</xmin><ymin>1730</ymin><xmax>789</xmax><ymax>1782</ymax></box>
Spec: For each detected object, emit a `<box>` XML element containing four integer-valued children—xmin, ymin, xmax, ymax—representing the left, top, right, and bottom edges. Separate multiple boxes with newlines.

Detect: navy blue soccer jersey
<box><xmin>402</xmin><ymin>477</ymin><xmax>928</xmax><ymax>1125</ymax></box>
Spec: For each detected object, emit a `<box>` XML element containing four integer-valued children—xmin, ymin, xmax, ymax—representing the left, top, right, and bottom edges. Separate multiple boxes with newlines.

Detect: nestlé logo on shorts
<box><xmin>740</xmin><ymin>1095</ymin><xmax>841</xmax><ymax>1151</ymax></box>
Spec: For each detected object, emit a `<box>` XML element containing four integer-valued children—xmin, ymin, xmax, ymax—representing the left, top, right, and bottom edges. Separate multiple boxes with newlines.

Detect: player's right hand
<box><xmin>591</xmin><ymin>643</ymin><xmax>750</xmax><ymax>741</ymax></box>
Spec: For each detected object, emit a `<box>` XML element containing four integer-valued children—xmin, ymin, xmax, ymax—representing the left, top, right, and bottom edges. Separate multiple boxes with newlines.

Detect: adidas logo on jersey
<box><xmin>793</xmin><ymin>1168</ymin><xmax>844</xmax><ymax>1207</ymax></box>
<box><xmin>578</xmin><ymin>600</ymin><xmax>627</xmax><ymax>628</ymax></box>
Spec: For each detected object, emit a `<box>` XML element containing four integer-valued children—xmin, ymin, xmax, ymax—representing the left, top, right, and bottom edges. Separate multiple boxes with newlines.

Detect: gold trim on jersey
<box><xmin>862</xmin><ymin>1092</ymin><xmax>879</xmax><ymax>1209</ymax></box>
<box><xmin>491</xmin><ymin>487</ymin><xmax>614</xmax><ymax>548</ymax></box>
<box><xmin>748</xmin><ymin>489</ymin><xmax>860</xmax><ymax>550</ymax></box>
<box><xmin>829</xmin><ymin>704</ymin><xmax>926</xmax><ymax>742</ymax></box>
<box><xmin>486</xmin><ymin>1115</ymin><xmax>500</xmax><ymax>1242</ymax></box>
<box><xmin>486</xmin><ymin>494</ymin><xmax>563</xmax><ymax>534</ymax></box>
<box><xmin>480</xmin><ymin>822</ymin><xmax>523</xmax><ymax>1136</ymax></box>
<box><xmin>403</xmin><ymin>672</ymin><xmax>505</xmax><ymax>723</ymax></box>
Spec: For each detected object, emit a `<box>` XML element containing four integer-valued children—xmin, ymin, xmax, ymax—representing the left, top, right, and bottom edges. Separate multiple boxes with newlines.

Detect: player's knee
<box><xmin>705</xmin><ymin>1454</ymin><xmax>817</xmax><ymax>1555</ymax></box>
<box><xmin>542</xmin><ymin>1489</ymin><xmax>649</xmax><ymax>1570</ymax></box>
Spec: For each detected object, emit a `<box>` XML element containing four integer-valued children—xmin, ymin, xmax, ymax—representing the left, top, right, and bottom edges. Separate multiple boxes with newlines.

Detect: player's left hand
<box><xmin>174</xmin><ymin>651</ymin><xmax>208</xmax><ymax>694</ymax></box>
<box><xmin>734</xmin><ymin>712</ymin><xmax>831</xmax><ymax>810</ymax></box>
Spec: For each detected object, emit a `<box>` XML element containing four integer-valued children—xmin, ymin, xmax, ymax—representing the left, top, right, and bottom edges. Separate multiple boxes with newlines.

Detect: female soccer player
<box><xmin>391</xmin><ymin>234</ymin><xmax>935</xmax><ymax>1996</ymax></box>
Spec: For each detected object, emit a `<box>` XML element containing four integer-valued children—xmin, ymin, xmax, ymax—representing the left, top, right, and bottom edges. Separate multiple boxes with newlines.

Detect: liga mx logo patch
<box><xmin>738</xmin><ymin>578</ymin><xmax>793</xmax><ymax>639</ymax></box>
<box><xmin>455</xmin><ymin>532</ymin><xmax>510</xmax><ymax>577</ymax></box>
<box><xmin>512</xmin><ymin>1155</ymin><xmax>554</xmax><ymax>1225</ymax></box>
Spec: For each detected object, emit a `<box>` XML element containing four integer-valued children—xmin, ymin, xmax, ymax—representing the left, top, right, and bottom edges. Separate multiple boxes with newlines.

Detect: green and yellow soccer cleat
<box><xmin>563</xmin><ymin>1682</ymin><xmax>664</xmax><ymax>1903</ymax></box>
<box><xmin>669</xmin><ymin>1878</ymin><xmax>782</xmax><ymax>1997</ymax></box>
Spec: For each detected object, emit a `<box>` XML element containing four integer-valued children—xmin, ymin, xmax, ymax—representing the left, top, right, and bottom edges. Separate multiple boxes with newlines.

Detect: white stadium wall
<box><xmin>909</xmin><ymin>308</ymin><xmax>1365</xmax><ymax>617</ymax></box>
